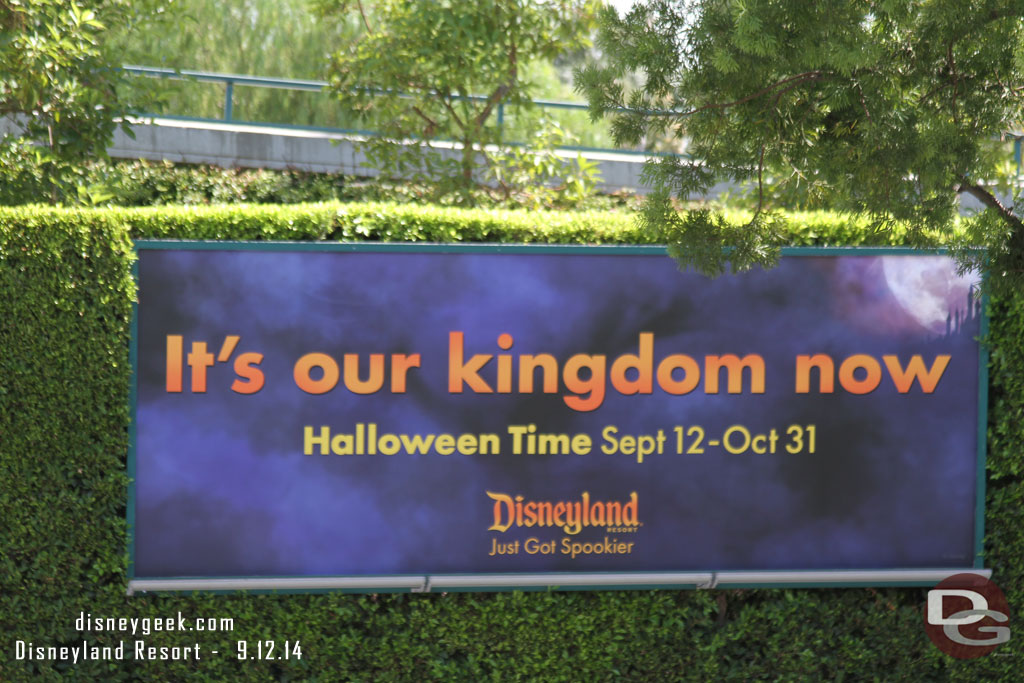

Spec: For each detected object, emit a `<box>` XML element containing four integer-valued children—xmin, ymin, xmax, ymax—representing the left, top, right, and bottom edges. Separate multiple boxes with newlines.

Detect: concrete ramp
<box><xmin>108</xmin><ymin>117</ymin><xmax>658</xmax><ymax>194</ymax></box>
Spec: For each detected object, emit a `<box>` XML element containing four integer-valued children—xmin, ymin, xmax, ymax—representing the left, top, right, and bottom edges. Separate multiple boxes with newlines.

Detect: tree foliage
<box><xmin>320</xmin><ymin>0</ymin><xmax>600</xmax><ymax>201</ymax></box>
<box><xmin>116</xmin><ymin>0</ymin><xmax>364</xmax><ymax>127</ymax></box>
<box><xmin>0</xmin><ymin>0</ymin><xmax>167</xmax><ymax>200</ymax></box>
<box><xmin>576</xmin><ymin>0</ymin><xmax>1024</xmax><ymax>284</ymax></box>
<box><xmin>111</xmin><ymin>0</ymin><xmax>612</xmax><ymax>148</ymax></box>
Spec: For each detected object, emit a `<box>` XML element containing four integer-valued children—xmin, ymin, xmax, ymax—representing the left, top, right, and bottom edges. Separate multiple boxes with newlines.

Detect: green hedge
<box><xmin>0</xmin><ymin>201</ymin><xmax>921</xmax><ymax>245</ymax></box>
<box><xmin>0</xmin><ymin>159</ymin><xmax>348</xmax><ymax>207</ymax></box>
<box><xmin>1</xmin><ymin>204</ymin><xmax>1020</xmax><ymax>681</ymax></box>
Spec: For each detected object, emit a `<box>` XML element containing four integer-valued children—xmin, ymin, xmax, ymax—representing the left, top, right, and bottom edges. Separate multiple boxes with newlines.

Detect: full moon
<box><xmin>882</xmin><ymin>256</ymin><xmax>977</xmax><ymax>335</ymax></box>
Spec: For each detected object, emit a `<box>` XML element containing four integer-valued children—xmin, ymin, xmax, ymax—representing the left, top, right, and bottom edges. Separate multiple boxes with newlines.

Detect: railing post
<box><xmin>224</xmin><ymin>80</ymin><xmax>234</xmax><ymax>121</ymax></box>
<box><xmin>1015</xmin><ymin>137</ymin><xmax>1021</xmax><ymax>181</ymax></box>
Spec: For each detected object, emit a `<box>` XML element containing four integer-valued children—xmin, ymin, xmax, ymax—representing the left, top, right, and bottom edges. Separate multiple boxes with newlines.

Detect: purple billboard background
<box><xmin>132</xmin><ymin>246</ymin><xmax>983</xmax><ymax>578</ymax></box>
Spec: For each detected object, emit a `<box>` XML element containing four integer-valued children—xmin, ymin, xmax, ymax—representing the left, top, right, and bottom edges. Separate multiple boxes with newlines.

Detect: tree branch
<box><xmin>683</xmin><ymin>71</ymin><xmax>824</xmax><ymax>118</ymax></box>
<box><xmin>409</xmin><ymin>106</ymin><xmax>440</xmax><ymax>136</ymax></box>
<box><xmin>947</xmin><ymin>41</ymin><xmax>959</xmax><ymax>125</ymax></box>
<box><xmin>855</xmin><ymin>82</ymin><xmax>873</xmax><ymax>123</ymax></box>
<box><xmin>980</xmin><ymin>8</ymin><xmax>1024</xmax><ymax>27</ymax></box>
<box><xmin>918</xmin><ymin>80</ymin><xmax>953</xmax><ymax>106</ymax></box>
<box><xmin>356</xmin><ymin>0</ymin><xmax>373</xmax><ymax>33</ymax></box>
<box><xmin>959</xmin><ymin>180</ymin><xmax>1024</xmax><ymax>273</ymax></box>
<box><xmin>757</xmin><ymin>143</ymin><xmax>765</xmax><ymax>213</ymax></box>
<box><xmin>438</xmin><ymin>94</ymin><xmax>466</xmax><ymax>131</ymax></box>
<box><xmin>956</xmin><ymin>180</ymin><xmax>1024</xmax><ymax>233</ymax></box>
<box><xmin>474</xmin><ymin>29</ymin><xmax>517</xmax><ymax>129</ymax></box>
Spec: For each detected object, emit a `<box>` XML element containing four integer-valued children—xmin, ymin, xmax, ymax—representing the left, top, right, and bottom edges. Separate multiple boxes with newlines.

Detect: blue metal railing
<box><xmin>122</xmin><ymin>65</ymin><xmax>644</xmax><ymax>155</ymax></box>
<box><xmin>125</xmin><ymin>65</ymin><xmax>1024</xmax><ymax>174</ymax></box>
<box><xmin>1014</xmin><ymin>137</ymin><xmax>1022</xmax><ymax>179</ymax></box>
<box><xmin>124</xmin><ymin>66</ymin><xmax>334</xmax><ymax>122</ymax></box>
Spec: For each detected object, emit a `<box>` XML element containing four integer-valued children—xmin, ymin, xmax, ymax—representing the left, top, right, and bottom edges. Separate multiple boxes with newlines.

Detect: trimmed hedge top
<box><xmin>1</xmin><ymin>201</ymin><xmax>919</xmax><ymax>246</ymax></box>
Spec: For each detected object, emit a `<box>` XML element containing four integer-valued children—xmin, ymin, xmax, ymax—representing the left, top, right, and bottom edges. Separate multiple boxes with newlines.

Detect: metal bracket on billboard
<box><xmin>706</xmin><ymin>569</ymin><xmax>992</xmax><ymax>589</ymax></box>
<box><xmin>127</xmin><ymin>569</ymin><xmax>991</xmax><ymax>594</ymax></box>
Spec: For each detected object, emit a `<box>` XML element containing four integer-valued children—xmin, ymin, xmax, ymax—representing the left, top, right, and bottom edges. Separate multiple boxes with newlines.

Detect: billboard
<box><xmin>129</xmin><ymin>243</ymin><xmax>988</xmax><ymax>593</ymax></box>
